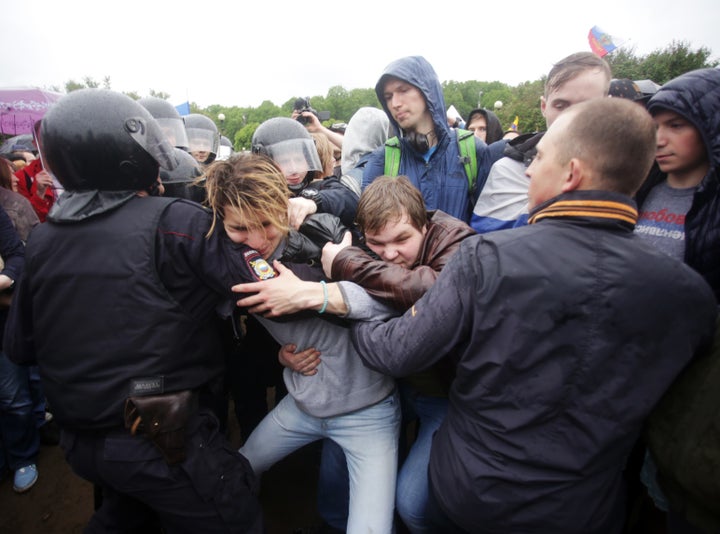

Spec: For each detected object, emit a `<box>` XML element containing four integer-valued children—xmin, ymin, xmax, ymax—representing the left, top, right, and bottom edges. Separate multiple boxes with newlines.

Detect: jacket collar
<box><xmin>47</xmin><ymin>190</ymin><xmax>138</xmax><ymax>223</ymax></box>
<box><xmin>528</xmin><ymin>190</ymin><xmax>638</xmax><ymax>228</ymax></box>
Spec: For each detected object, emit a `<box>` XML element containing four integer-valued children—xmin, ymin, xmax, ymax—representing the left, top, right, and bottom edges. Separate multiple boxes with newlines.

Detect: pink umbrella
<box><xmin>0</xmin><ymin>86</ymin><xmax>64</xmax><ymax>135</ymax></box>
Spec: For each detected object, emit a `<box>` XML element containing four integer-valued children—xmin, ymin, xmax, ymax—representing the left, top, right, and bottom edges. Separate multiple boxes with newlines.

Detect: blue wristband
<box><xmin>318</xmin><ymin>280</ymin><xmax>328</xmax><ymax>314</ymax></box>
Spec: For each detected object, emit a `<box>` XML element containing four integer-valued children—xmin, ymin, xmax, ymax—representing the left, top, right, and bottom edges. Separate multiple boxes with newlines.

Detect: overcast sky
<box><xmin>2</xmin><ymin>0</ymin><xmax>718</xmax><ymax>109</ymax></box>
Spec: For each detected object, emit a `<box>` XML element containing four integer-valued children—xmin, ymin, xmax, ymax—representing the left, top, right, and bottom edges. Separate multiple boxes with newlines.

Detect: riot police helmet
<box><xmin>40</xmin><ymin>89</ymin><xmax>177</xmax><ymax>191</ymax></box>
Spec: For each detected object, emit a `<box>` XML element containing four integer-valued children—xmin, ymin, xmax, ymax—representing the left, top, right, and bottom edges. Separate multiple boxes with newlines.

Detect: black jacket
<box><xmin>636</xmin><ymin>67</ymin><xmax>720</xmax><ymax>302</ymax></box>
<box><xmin>353</xmin><ymin>191</ymin><xmax>716</xmax><ymax>533</ymax></box>
<box><xmin>5</xmin><ymin>194</ymin><xmax>257</xmax><ymax>430</ymax></box>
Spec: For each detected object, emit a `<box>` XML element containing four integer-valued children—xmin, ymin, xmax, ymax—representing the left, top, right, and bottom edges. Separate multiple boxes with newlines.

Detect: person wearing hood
<box><xmin>466</xmin><ymin>108</ymin><xmax>504</xmax><ymax>144</ymax></box>
<box><xmin>635</xmin><ymin>68</ymin><xmax>720</xmax><ymax>299</ymax></box>
<box><xmin>362</xmin><ymin>56</ymin><xmax>506</xmax><ymax>223</ymax></box>
<box><xmin>632</xmin><ymin>68</ymin><xmax>720</xmax><ymax>533</ymax></box>
<box><xmin>338</xmin><ymin>107</ymin><xmax>390</xmax><ymax>196</ymax></box>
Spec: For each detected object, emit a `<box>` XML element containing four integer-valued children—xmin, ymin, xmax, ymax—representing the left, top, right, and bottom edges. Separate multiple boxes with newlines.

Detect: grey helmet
<box><xmin>138</xmin><ymin>97</ymin><xmax>190</xmax><ymax>151</ymax></box>
<box><xmin>251</xmin><ymin>117</ymin><xmax>322</xmax><ymax>192</ymax></box>
<box><xmin>217</xmin><ymin>135</ymin><xmax>234</xmax><ymax>161</ymax></box>
<box><xmin>185</xmin><ymin>113</ymin><xmax>219</xmax><ymax>165</ymax></box>
<box><xmin>160</xmin><ymin>147</ymin><xmax>205</xmax><ymax>202</ymax></box>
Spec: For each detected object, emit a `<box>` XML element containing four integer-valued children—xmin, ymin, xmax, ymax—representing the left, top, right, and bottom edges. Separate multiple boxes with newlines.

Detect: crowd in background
<box><xmin>0</xmin><ymin>52</ymin><xmax>719</xmax><ymax>534</ymax></box>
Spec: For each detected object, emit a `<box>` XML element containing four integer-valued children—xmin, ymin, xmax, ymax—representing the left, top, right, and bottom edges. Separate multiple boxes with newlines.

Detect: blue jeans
<box><xmin>396</xmin><ymin>390</ymin><xmax>448</xmax><ymax>532</ymax></box>
<box><xmin>318</xmin><ymin>383</ymin><xmax>449</xmax><ymax>533</ymax></box>
<box><xmin>240</xmin><ymin>391</ymin><xmax>400</xmax><ymax>534</ymax></box>
<box><xmin>0</xmin><ymin>352</ymin><xmax>39</xmax><ymax>472</ymax></box>
<box><xmin>28</xmin><ymin>365</ymin><xmax>47</xmax><ymax>428</ymax></box>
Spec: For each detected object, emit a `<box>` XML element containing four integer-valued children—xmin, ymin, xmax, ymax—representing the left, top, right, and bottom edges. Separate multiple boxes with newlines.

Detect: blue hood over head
<box><xmin>374</xmin><ymin>56</ymin><xmax>451</xmax><ymax>144</ymax></box>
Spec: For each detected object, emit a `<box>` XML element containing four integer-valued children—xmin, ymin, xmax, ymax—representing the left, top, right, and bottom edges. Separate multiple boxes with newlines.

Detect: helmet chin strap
<box><xmin>288</xmin><ymin>174</ymin><xmax>313</xmax><ymax>193</ymax></box>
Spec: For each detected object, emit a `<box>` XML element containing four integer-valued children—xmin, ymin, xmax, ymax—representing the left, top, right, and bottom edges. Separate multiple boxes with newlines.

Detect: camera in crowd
<box><xmin>293</xmin><ymin>97</ymin><xmax>331</xmax><ymax>125</ymax></box>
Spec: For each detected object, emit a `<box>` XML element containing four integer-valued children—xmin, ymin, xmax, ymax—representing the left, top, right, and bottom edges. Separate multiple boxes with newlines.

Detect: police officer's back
<box><xmin>4</xmin><ymin>89</ymin><xmax>263</xmax><ymax>533</ymax></box>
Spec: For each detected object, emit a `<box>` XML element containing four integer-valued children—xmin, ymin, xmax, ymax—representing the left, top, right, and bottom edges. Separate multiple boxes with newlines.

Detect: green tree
<box><xmin>442</xmin><ymin>80</ymin><xmax>467</xmax><ymax>119</ymax></box>
<box><xmin>65</xmin><ymin>80</ymin><xmax>85</xmax><ymax>93</ymax></box>
<box><xmin>606</xmin><ymin>40</ymin><xmax>718</xmax><ymax>84</ymax></box>
<box><xmin>499</xmin><ymin>79</ymin><xmax>545</xmax><ymax>134</ymax></box>
<box><xmin>148</xmin><ymin>89</ymin><xmax>171</xmax><ymax>100</ymax></box>
<box><xmin>83</xmin><ymin>76</ymin><xmax>100</xmax><ymax>89</ymax></box>
<box><xmin>641</xmin><ymin>40</ymin><xmax>718</xmax><ymax>83</ymax></box>
<box><xmin>64</xmin><ymin>76</ymin><xmax>111</xmax><ymax>92</ymax></box>
<box><xmin>59</xmin><ymin>38</ymin><xmax>716</xmax><ymax>144</ymax></box>
<box><xmin>234</xmin><ymin>122</ymin><xmax>260</xmax><ymax>152</ymax></box>
<box><xmin>604</xmin><ymin>47</ymin><xmax>643</xmax><ymax>79</ymax></box>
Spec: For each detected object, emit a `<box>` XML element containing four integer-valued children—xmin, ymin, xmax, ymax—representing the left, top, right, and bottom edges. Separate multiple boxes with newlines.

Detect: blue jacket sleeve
<box><xmin>473</xmin><ymin>138</ymin><xmax>507</xmax><ymax>203</ymax></box>
<box><xmin>351</xmin><ymin>240</ymin><xmax>476</xmax><ymax>376</ymax></box>
<box><xmin>361</xmin><ymin>145</ymin><xmax>387</xmax><ymax>191</ymax></box>
<box><xmin>316</xmin><ymin>178</ymin><xmax>359</xmax><ymax>228</ymax></box>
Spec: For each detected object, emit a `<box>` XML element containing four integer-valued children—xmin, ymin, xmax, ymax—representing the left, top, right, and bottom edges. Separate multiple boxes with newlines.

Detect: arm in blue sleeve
<box><xmin>316</xmin><ymin>178</ymin><xmax>359</xmax><ymax>228</ymax></box>
<box><xmin>361</xmin><ymin>146</ymin><xmax>386</xmax><ymax>191</ymax></box>
<box><xmin>351</xmin><ymin>244</ymin><xmax>476</xmax><ymax>376</ymax></box>
<box><xmin>473</xmin><ymin>138</ymin><xmax>508</xmax><ymax>201</ymax></box>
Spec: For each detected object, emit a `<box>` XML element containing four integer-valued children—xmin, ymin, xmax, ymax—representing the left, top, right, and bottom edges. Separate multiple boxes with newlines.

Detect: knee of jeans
<box><xmin>396</xmin><ymin>496</ymin><xmax>429</xmax><ymax>530</ymax></box>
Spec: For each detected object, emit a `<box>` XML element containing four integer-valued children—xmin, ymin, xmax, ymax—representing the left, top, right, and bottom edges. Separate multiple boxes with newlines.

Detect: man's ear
<box><xmin>540</xmin><ymin>96</ymin><xmax>547</xmax><ymax>119</ymax></box>
<box><xmin>561</xmin><ymin>158</ymin><xmax>584</xmax><ymax>193</ymax></box>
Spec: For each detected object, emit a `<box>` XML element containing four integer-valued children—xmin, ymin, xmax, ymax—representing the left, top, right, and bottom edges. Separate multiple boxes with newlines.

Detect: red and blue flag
<box><xmin>588</xmin><ymin>26</ymin><xmax>620</xmax><ymax>57</ymax></box>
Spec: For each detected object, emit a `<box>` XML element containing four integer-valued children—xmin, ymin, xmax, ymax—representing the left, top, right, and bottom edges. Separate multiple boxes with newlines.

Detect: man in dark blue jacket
<box><xmin>351</xmin><ymin>98</ymin><xmax>717</xmax><ymax>533</ymax></box>
<box><xmin>362</xmin><ymin>56</ymin><xmax>506</xmax><ymax>223</ymax></box>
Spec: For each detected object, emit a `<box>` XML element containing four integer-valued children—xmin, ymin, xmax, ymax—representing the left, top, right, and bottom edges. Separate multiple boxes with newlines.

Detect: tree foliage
<box><xmin>607</xmin><ymin>40</ymin><xmax>718</xmax><ymax>85</ymax></box>
<box><xmin>60</xmin><ymin>40</ymin><xmax>716</xmax><ymax>144</ymax></box>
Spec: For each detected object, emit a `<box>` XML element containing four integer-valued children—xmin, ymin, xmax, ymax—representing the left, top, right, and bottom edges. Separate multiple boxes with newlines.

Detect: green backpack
<box><xmin>383</xmin><ymin>129</ymin><xmax>478</xmax><ymax>192</ymax></box>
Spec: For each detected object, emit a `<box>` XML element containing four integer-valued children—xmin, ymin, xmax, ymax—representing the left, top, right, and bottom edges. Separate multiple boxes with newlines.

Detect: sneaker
<box><xmin>13</xmin><ymin>464</ymin><xmax>38</xmax><ymax>493</ymax></box>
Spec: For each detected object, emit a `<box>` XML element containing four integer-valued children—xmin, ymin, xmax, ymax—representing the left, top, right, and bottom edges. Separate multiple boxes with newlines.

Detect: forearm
<box><xmin>332</xmin><ymin>249</ymin><xmax>438</xmax><ymax>310</ymax></box>
<box><xmin>319</xmin><ymin>126</ymin><xmax>344</xmax><ymax>150</ymax></box>
<box><xmin>338</xmin><ymin>281</ymin><xmax>398</xmax><ymax>321</ymax></box>
<box><xmin>289</xmin><ymin>280</ymin><xmax>348</xmax><ymax>316</ymax></box>
<box><xmin>351</xmin><ymin>255</ymin><xmax>471</xmax><ymax>376</ymax></box>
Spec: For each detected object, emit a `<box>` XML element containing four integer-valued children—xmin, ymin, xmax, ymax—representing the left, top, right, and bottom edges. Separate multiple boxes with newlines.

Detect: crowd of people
<box><xmin>0</xmin><ymin>52</ymin><xmax>718</xmax><ymax>534</ymax></box>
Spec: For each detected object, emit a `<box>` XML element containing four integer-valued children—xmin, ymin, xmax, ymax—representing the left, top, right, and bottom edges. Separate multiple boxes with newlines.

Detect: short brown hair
<box><xmin>545</xmin><ymin>52</ymin><xmax>611</xmax><ymax>97</ymax></box>
<box><xmin>555</xmin><ymin>98</ymin><xmax>656</xmax><ymax>196</ymax></box>
<box><xmin>356</xmin><ymin>175</ymin><xmax>427</xmax><ymax>235</ymax></box>
<box><xmin>202</xmin><ymin>152</ymin><xmax>291</xmax><ymax>237</ymax></box>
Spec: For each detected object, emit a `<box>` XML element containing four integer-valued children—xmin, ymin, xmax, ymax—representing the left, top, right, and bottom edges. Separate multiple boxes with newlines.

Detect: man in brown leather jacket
<box><xmin>232</xmin><ymin>175</ymin><xmax>476</xmax><ymax>532</ymax></box>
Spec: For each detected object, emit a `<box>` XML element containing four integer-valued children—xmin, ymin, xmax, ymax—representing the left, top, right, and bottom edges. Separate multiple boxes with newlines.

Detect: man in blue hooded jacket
<box><xmin>362</xmin><ymin>56</ymin><xmax>506</xmax><ymax>223</ymax></box>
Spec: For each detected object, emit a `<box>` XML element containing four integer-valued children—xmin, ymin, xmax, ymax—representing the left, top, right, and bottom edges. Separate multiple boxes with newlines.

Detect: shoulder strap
<box><xmin>456</xmin><ymin>129</ymin><xmax>478</xmax><ymax>192</ymax></box>
<box><xmin>384</xmin><ymin>136</ymin><xmax>401</xmax><ymax>177</ymax></box>
<box><xmin>384</xmin><ymin>131</ymin><xmax>477</xmax><ymax>192</ymax></box>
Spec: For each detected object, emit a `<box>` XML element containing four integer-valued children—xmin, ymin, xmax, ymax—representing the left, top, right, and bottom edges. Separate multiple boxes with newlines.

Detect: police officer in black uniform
<box><xmin>5</xmin><ymin>89</ymin><xmax>263</xmax><ymax>533</ymax></box>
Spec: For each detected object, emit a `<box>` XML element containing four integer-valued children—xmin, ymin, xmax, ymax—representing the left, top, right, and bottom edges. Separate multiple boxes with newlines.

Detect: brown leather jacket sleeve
<box><xmin>331</xmin><ymin>210</ymin><xmax>476</xmax><ymax>311</ymax></box>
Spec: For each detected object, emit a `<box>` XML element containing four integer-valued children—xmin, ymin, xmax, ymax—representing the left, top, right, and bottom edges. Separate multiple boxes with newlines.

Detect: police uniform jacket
<box><xmin>5</xmin><ymin>192</ymin><xmax>254</xmax><ymax>431</ymax></box>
